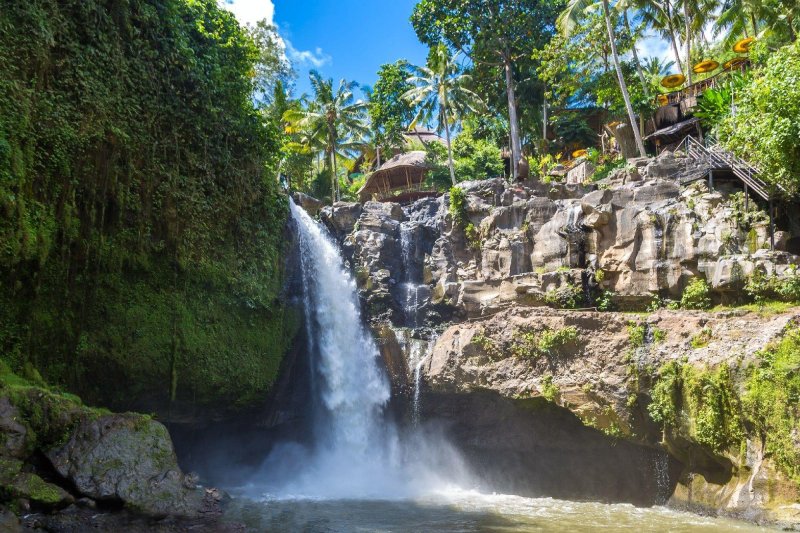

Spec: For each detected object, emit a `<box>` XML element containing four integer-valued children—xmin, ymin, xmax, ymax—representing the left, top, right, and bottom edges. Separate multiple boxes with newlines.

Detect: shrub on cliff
<box><xmin>744</xmin><ymin>329</ymin><xmax>800</xmax><ymax>483</ymax></box>
<box><xmin>680</xmin><ymin>278</ymin><xmax>712</xmax><ymax>310</ymax></box>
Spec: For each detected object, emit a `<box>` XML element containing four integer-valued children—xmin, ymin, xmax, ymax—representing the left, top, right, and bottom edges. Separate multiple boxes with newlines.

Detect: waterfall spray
<box><xmin>255</xmin><ymin>201</ymin><xmax>468</xmax><ymax>499</ymax></box>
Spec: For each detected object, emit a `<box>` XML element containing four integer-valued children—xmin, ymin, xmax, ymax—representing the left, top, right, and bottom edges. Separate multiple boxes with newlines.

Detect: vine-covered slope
<box><xmin>0</xmin><ymin>0</ymin><xmax>296</xmax><ymax>418</ymax></box>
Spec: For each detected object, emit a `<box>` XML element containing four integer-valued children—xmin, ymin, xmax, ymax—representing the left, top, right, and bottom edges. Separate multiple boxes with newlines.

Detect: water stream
<box><xmin>250</xmin><ymin>201</ymin><xmax>464</xmax><ymax>500</ymax></box>
<box><xmin>233</xmin><ymin>200</ymin><xmax>774</xmax><ymax>532</ymax></box>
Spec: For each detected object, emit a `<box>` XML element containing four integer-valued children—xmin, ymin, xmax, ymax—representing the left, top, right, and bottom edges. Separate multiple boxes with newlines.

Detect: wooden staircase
<box><xmin>680</xmin><ymin>135</ymin><xmax>780</xmax><ymax>201</ymax></box>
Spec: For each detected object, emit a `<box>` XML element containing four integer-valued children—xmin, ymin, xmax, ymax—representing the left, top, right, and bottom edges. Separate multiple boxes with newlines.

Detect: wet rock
<box><xmin>319</xmin><ymin>202</ymin><xmax>363</xmax><ymax>240</ymax></box>
<box><xmin>0</xmin><ymin>399</ymin><xmax>28</xmax><ymax>459</ymax></box>
<box><xmin>292</xmin><ymin>192</ymin><xmax>324</xmax><ymax>217</ymax></box>
<box><xmin>46</xmin><ymin>414</ymin><xmax>203</xmax><ymax>517</ymax></box>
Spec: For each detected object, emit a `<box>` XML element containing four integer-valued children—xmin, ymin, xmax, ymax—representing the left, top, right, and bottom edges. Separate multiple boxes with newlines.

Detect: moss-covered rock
<box><xmin>0</xmin><ymin>367</ymin><xmax>205</xmax><ymax>517</ymax></box>
<box><xmin>46</xmin><ymin>414</ymin><xmax>201</xmax><ymax>516</ymax></box>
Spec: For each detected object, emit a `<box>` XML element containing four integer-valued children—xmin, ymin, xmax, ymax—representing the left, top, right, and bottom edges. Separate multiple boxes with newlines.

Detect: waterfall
<box><xmin>400</xmin><ymin>222</ymin><xmax>423</xmax><ymax>327</ymax></box>
<box><xmin>256</xmin><ymin>201</ymin><xmax>468</xmax><ymax>499</ymax></box>
<box><xmin>411</xmin><ymin>336</ymin><xmax>436</xmax><ymax>427</ymax></box>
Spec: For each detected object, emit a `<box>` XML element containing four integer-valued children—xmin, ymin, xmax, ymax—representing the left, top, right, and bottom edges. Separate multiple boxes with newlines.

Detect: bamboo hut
<box><xmin>357</xmin><ymin>151</ymin><xmax>436</xmax><ymax>203</ymax></box>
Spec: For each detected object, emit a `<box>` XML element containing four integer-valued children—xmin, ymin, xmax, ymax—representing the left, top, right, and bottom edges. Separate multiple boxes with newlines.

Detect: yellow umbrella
<box><xmin>661</xmin><ymin>74</ymin><xmax>686</xmax><ymax>88</ymax></box>
<box><xmin>572</xmin><ymin>149</ymin><xmax>588</xmax><ymax>159</ymax></box>
<box><xmin>723</xmin><ymin>57</ymin><xmax>747</xmax><ymax>70</ymax></box>
<box><xmin>733</xmin><ymin>37</ymin><xmax>755</xmax><ymax>53</ymax></box>
<box><xmin>692</xmin><ymin>60</ymin><xmax>719</xmax><ymax>74</ymax></box>
<box><xmin>656</xmin><ymin>94</ymin><xmax>669</xmax><ymax>106</ymax></box>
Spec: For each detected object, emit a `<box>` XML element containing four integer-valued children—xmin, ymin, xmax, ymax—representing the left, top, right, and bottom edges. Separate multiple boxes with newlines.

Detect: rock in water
<box><xmin>46</xmin><ymin>414</ymin><xmax>202</xmax><ymax>517</ymax></box>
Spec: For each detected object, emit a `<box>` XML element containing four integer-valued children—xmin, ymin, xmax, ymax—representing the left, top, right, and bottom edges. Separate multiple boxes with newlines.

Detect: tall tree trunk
<box><xmin>331</xmin><ymin>149</ymin><xmax>339</xmax><ymax>203</ymax></box>
<box><xmin>542</xmin><ymin>88</ymin><xmax>548</xmax><ymax>153</ymax></box>
<box><xmin>664</xmin><ymin>2</ymin><xmax>685</xmax><ymax>74</ymax></box>
<box><xmin>684</xmin><ymin>3</ymin><xmax>693</xmax><ymax>85</ymax></box>
<box><xmin>443</xmin><ymin>112</ymin><xmax>457</xmax><ymax>186</ymax></box>
<box><xmin>602</xmin><ymin>0</ymin><xmax>647</xmax><ymax>158</ymax></box>
<box><xmin>624</xmin><ymin>12</ymin><xmax>649</xmax><ymax>97</ymax></box>
<box><xmin>503</xmin><ymin>53</ymin><xmax>522</xmax><ymax>182</ymax></box>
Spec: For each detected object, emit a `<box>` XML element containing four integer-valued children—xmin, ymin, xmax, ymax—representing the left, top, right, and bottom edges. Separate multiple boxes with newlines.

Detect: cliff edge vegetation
<box><xmin>0</xmin><ymin>0</ymin><xmax>296</xmax><ymax>419</ymax></box>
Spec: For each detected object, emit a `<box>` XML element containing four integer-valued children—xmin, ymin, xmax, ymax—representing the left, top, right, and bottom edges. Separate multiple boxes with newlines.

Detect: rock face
<box><xmin>322</xmin><ymin>155</ymin><xmax>800</xmax><ymax>528</ymax></box>
<box><xmin>323</xmin><ymin>159</ymin><xmax>797</xmax><ymax>323</ymax></box>
<box><xmin>416</xmin><ymin>307</ymin><xmax>800</xmax><ymax>526</ymax></box>
<box><xmin>46</xmin><ymin>414</ymin><xmax>202</xmax><ymax>516</ymax></box>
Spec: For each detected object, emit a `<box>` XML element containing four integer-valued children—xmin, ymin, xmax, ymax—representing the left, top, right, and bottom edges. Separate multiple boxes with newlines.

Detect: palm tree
<box><xmin>284</xmin><ymin>71</ymin><xmax>368</xmax><ymax>204</ymax></box>
<box><xmin>634</xmin><ymin>0</ymin><xmax>686</xmax><ymax>75</ymax></box>
<box><xmin>559</xmin><ymin>0</ymin><xmax>647</xmax><ymax>158</ymax></box>
<box><xmin>678</xmin><ymin>0</ymin><xmax>716</xmax><ymax>85</ymax></box>
<box><xmin>403</xmin><ymin>45</ymin><xmax>484</xmax><ymax>186</ymax></box>
<box><xmin>642</xmin><ymin>56</ymin><xmax>676</xmax><ymax>78</ymax></box>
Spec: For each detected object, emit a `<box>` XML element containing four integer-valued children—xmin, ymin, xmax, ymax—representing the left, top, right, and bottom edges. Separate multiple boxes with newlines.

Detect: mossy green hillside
<box><xmin>0</xmin><ymin>0</ymin><xmax>297</xmax><ymax>415</ymax></box>
<box><xmin>647</xmin><ymin>326</ymin><xmax>800</xmax><ymax>487</ymax></box>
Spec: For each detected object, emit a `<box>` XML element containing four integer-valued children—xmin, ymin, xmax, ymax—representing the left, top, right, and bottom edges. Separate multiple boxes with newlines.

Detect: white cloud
<box><xmin>220</xmin><ymin>0</ymin><xmax>331</xmax><ymax>70</ymax></box>
<box><xmin>285</xmin><ymin>41</ymin><xmax>332</xmax><ymax>69</ymax></box>
<box><xmin>219</xmin><ymin>0</ymin><xmax>274</xmax><ymax>27</ymax></box>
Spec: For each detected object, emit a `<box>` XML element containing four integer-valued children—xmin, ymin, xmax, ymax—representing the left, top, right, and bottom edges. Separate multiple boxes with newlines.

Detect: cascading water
<box><xmin>254</xmin><ymin>201</ymin><xmax>466</xmax><ymax>499</ymax></box>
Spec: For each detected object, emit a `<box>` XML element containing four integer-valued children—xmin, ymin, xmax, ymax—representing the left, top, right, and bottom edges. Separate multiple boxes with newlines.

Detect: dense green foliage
<box><xmin>680</xmin><ymin>278</ymin><xmax>712</xmax><ymax>310</ymax></box>
<box><xmin>648</xmin><ymin>361</ymin><xmax>745</xmax><ymax>453</ymax></box>
<box><xmin>718</xmin><ymin>40</ymin><xmax>800</xmax><ymax>193</ymax></box>
<box><xmin>510</xmin><ymin>326</ymin><xmax>579</xmax><ymax>359</ymax></box>
<box><xmin>411</xmin><ymin>0</ymin><xmax>564</xmax><ymax>159</ymax></box>
<box><xmin>0</xmin><ymin>0</ymin><xmax>295</xmax><ymax>415</ymax></box>
<box><xmin>647</xmin><ymin>325</ymin><xmax>800</xmax><ymax>485</ymax></box>
<box><xmin>744</xmin><ymin>329</ymin><xmax>800</xmax><ymax>483</ymax></box>
<box><xmin>369</xmin><ymin>61</ymin><xmax>416</xmax><ymax>151</ymax></box>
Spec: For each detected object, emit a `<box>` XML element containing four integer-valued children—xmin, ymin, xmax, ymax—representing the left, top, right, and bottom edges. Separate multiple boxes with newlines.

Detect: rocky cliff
<box><xmin>317</xmin><ymin>151</ymin><xmax>800</xmax><ymax>528</ymax></box>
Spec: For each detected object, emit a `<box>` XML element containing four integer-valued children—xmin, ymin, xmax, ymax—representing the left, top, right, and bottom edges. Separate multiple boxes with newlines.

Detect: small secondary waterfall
<box><xmin>255</xmin><ymin>201</ymin><xmax>467</xmax><ymax>499</ymax></box>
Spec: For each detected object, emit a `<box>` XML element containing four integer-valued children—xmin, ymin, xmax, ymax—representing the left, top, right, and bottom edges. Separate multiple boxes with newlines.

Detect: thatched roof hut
<box><xmin>404</xmin><ymin>126</ymin><xmax>446</xmax><ymax>146</ymax></box>
<box><xmin>357</xmin><ymin>151</ymin><xmax>434</xmax><ymax>203</ymax></box>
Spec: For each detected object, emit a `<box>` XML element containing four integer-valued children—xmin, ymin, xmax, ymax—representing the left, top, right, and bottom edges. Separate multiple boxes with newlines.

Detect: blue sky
<box><xmin>221</xmin><ymin>0</ymin><xmax>429</xmax><ymax>96</ymax></box>
<box><xmin>221</xmin><ymin>0</ymin><xmax>676</xmax><ymax>97</ymax></box>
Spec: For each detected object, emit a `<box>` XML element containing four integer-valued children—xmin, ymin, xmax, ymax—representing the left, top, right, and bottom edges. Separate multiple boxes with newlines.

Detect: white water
<box><xmin>253</xmin><ymin>201</ymin><xmax>467</xmax><ymax>499</ymax></box>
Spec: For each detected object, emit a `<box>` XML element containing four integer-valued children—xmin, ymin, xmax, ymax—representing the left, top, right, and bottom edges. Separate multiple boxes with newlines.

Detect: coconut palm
<box><xmin>677</xmin><ymin>0</ymin><xmax>717</xmax><ymax>84</ymax></box>
<box><xmin>633</xmin><ymin>0</ymin><xmax>686</xmax><ymax>75</ymax></box>
<box><xmin>559</xmin><ymin>0</ymin><xmax>647</xmax><ymax>158</ymax></box>
<box><xmin>642</xmin><ymin>56</ymin><xmax>676</xmax><ymax>78</ymax></box>
<box><xmin>284</xmin><ymin>71</ymin><xmax>369</xmax><ymax>203</ymax></box>
<box><xmin>403</xmin><ymin>45</ymin><xmax>484</xmax><ymax>186</ymax></box>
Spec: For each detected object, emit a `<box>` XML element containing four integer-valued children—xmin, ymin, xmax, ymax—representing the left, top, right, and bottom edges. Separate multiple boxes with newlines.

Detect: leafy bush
<box><xmin>628</xmin><ymin>322</ymin><xmax>647</xmax><ymax>348</ymax></box>
<box><xmin>452</xmin><ymin>135</ymin><xmax>504</xmax><ymax>181</ymax></box>
<box><xmin>596</xmin><ymin>290</ymin><xmax>615</xmax><ymax>311</ymax></box>
<box><xmin>718</xmin><ymin>40</ymin><xmax>800</xmax><ymax>193</ymax></box>
<box><xmin>540</xmin><ymin>375</ymin><xmax>560</xmax><ymax>402</ymax></box>
<box><xmin>745</xmin><ymin>266</ymin><xmax>800</xmax><ymax>305</ymax></box>
<box><xmin>545</xmin><ymin>282</ymin><xmax>584</xmax><ymax>309</ymax></box>
<box><xmin>448</xmin><ymin>186</ymin><xmax>468</xmax><ymax>225</ymax></box>
<box><xmin>680</xmin><ymin>278</ymin><xmax>712</xmax><ymax>310</ymax></box>
<box><xmin>538</xmin><ymin>326</ymin><xmax>579</xmax><ymax>354</ymax></box>
<box><xmin>511</xmin><ymin>326</ymin><xmax>579</xmax><ymax>359</ymax></box>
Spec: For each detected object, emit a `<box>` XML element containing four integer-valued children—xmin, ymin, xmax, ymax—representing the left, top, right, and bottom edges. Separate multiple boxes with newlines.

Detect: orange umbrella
<box><xmin>656</xmin><ymin>94</ymin><xmax>669</xmax><ymax>106</ymax></box>
<box><xmin>733</xmin><ymin>37</ymin><xmax>755</xmax><ymax>53</ymax></box>
<box><xmin>661</xmin><ymin>74</ymin><xmax>686</xmax><ymax>88</ymax></box>
<box><xmin>572</xmin><ymin>149</ymin><xmax>588</xmax><ymax>159</ymax></box>
<box><xmin>723</xmin><ymin>57</ymin><xmax>747</xmax><ymax>70</ymax></box>
<box><xmin>692</xmin><ymin>60</ymin><xmax>719</xmax><ymax>74</ymax></box>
